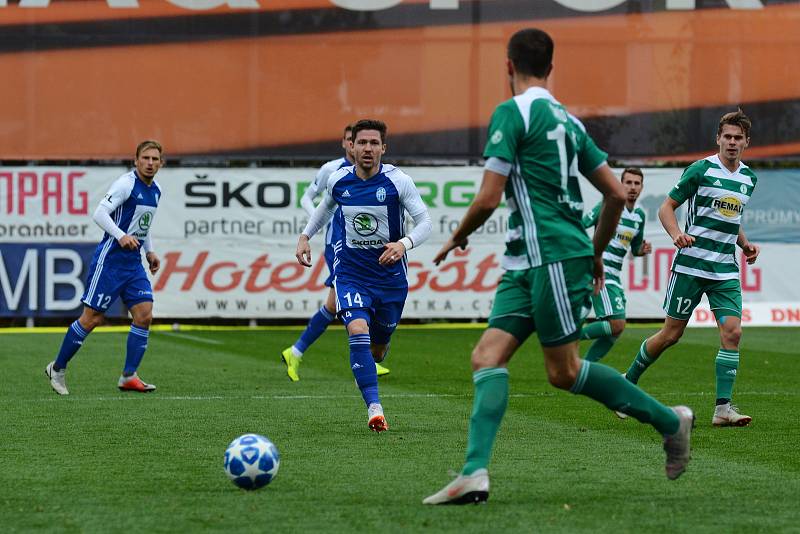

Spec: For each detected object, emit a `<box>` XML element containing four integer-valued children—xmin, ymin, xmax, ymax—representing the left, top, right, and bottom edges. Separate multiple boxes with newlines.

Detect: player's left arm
<box><xmin>143</xmin><ymin>235</ymin><xmax>160</xmax><ymax>274</ymax></box>
<box><xmin>737</xmin><ymin>226</ymin><xmax>760</xmax><ymax>264</ymax></box>
<box><xmin>380</xmin><ymin>173</ymin><xmax>433</xmax><ymax>266</ymax></box>
<box><xmin>631</xmin><ymin>213</ymin><xmax>651</xmax><ymax>256</ymax></box>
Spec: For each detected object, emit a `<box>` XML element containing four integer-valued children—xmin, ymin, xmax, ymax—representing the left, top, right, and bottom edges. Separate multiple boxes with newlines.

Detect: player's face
<box><xmin>716</xmin><ymin>124</ymin><xmax>749</xmax><ymax>164</ymax></box>
<box><xmin>353</xmin><ymin>130</ymin><xmax>386</xmax><ymax>172</ymax></box>
<box><xmin>136</xmin><ymin>147</ymin><xmax>163</xmax><ymax>179</ymax></box>
<box><xmin>342</xmin><ymin>130</ymin><xmax>355</xmax><ymax>161</ymax></box>
<box><xmin>621</xmin><ymin>173</ymin><xmax>643</xmax><ymax>203</ymax></box>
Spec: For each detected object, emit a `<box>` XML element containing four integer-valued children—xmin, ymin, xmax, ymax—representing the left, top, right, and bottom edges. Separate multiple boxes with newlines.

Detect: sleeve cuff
<box><xmin>399</xmin><ymin>237</ymin><xmax>414</xmax><ymax>251</ymax></box>
<box><xmin>484</xmin><ymin>157</ymin><xmax>513</xmax><ymax>177</ymax></box>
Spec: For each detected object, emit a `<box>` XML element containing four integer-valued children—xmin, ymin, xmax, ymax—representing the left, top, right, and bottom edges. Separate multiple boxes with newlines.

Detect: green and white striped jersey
<box><xmin>669</xmin><ymin>154</ymin><xmax>757</xmax><ymax>280</ymax></box>
<box><xmin>483</xmin><ymin>87</ymin><xmax>607</xmax><ymax>269</ymax></box>
<box><xmin>583</xmin><ymin>203</ymin><xmax>645</xmax><ymax>287</ymax></box>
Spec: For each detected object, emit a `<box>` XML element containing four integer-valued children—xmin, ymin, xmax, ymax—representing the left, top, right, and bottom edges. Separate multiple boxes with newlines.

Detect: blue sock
<box><xmin>295</xmin><ymin>307</ymin><xmax>335</xmax><ymax>354</ymax></box>
<box><xmin>53</xmin><ymin>321</ymin><xmax>90</xmax><ymax>370</ymax></box>
<box><xmin>124</xmin><ymin>324</ymin><xmax>150</xmax><ymax>375</ymax></box>
<box><xmin>349</xmin><ymin>333</ymin><xmax>379</xmax><ymax>406</ymax></box>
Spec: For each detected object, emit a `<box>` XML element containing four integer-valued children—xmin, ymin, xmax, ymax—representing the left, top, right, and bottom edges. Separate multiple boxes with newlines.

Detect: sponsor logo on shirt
<box><xmin>353</xmin><ymin>213</ymin><xmax>379</xmax><ymax>236</ymax></box>
<box><xmin>342</xmin><ymin>190</ymin><xmax>351</xmax><ymax>197</ymax></box>
<box><xmin>616</xmin><ymin>230</ymin><xmax>634</xmax><ymax>246</ymax></box>
<box><xmin>713</xmin><ymin>196</ymin><xmax>743</xmax><ymax>218</ymax></box>
<box><xmin>714</xmin><ymin>179</ymin><xmax>723</xmax><ymax>186</ymax></box>
<box><xmin>138</xmin><ymin>212</ymin><xmax>152</xmax><ymax>231</ymax></box>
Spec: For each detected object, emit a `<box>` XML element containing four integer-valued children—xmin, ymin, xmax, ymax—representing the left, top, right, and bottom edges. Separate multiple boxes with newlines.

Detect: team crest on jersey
<box><xmin>740</xmin><ymin>184</ymin><xmax>747</xmax><ymax>194</ymax></box>
<box><xmin>713</xmin><ymin>196</ymin><xmax>743</xmax><ymax>218</ymax></box>
<box><xmin>376</xmin><ymin>187</ymin><xmax>386</xmax><ymax>203</ymax></box>
<box><xmin>490</xmin><ymin>130</ymin><xmax>503</xmax><ymax>144</ymax></box>
<box><xmin>353</xmin><ymin>213</ymin><xmax>379</xmax><ymax>236</ymax></box>
<box><xmin>138</xmin><ymin>212</ymin><xmax>152</xmax><ymax>231</ymax></box>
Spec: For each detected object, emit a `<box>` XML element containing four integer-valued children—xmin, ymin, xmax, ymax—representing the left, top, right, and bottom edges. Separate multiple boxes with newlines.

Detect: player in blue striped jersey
<box><xmin>45</xmin><ymin>140</ymin><xmax>164</xmax><ymax>395</ymax></box>
<box><xmin>296</xmin><ymin>119</ymin><xmax>432</xmax><ymax>432</ymax></box>
<box><xmin>281</xmin><ymin>125</ymin><xmax>391</xmax><ymax>381</ymax></box>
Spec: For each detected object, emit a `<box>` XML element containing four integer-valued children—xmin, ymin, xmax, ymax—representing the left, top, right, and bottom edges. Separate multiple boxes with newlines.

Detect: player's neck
<box><xmin>512</xmin><ymin>75</ymin><xmax>547</xmax><ymax>97</ymax></box>
<box><xmin>625</xmin><ymin>200</ymin><xmax>635</xmax><ymax>211</ymax></box>
<box><xmin>355</xmin><ymin>163</ymin><xmax>381</xmax><ymax>180</ymax></box>
<box><xmin>135</xmin><ymin>170</ymin><xmax>155</xmax><ymax>186</ymax></box>
<box><xmin>717</xmin><ymin>152</ymin><xmax>741</xmax><ymax>173</ymax></box>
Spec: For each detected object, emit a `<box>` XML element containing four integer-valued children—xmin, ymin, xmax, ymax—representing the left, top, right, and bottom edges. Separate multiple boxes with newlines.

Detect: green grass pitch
<box><xmin>1</xmin><ymin>326</ymin><xmax>798</xmax><ymax>533</ymax></box>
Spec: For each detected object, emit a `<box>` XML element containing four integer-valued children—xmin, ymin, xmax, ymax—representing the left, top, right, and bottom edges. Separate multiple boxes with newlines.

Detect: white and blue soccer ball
<box><xmin>223</xmin><ymin>433</ymin><xmax>280</xmax><ymax>490</ymax></box>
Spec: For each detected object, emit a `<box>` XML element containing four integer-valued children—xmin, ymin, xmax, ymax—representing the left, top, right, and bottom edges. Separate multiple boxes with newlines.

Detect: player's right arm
<box><xmin>660</xmin><ymin>165</ymin><xmax>700</xmax><ymax>249</ymax></box>
<box><xmin>296</xmin><ymin>191</ymin><xmax>337</xmax><ymax>267</ymax></box>
<box><xmin>93</xmin><ymin>175</ymin><xmax>138</xmax><ymax>250</ymax></box>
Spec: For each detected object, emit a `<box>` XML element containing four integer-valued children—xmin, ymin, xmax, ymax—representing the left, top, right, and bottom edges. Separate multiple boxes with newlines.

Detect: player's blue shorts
<box><xmin>333</xmin><ymin>277</ymin><xmax>407</xmax><ymax>345</ymax></box>
<box><xmin>81</xmin><ymin>260</ymin><xmax>153</xmax><ymax>312</ymax></box>
<box><xmin>324</xmin><ymin>242</ymin><xmax>335</xmax><ymax>288</ymax></box>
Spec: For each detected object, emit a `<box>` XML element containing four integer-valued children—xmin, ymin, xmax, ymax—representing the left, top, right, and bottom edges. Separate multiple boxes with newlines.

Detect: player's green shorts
<box><xmin>592</xmin><ymin>283</ymin><xmax>626</xmax><ymax>320</ymax></box>
<box><xmin>488</xmin><ymin>257</ymin><xmax>592</xmax><ymax>347</ymax></box>
<box><xmin>663</xmin><ymin>270</ymin><xmax>742</xmax><ymax>321</ymax></box>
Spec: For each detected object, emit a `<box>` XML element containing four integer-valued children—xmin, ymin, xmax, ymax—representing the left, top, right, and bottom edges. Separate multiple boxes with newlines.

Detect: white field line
<box><xmin>156</xmin><ymin>332</ymin><xmax>223</xmax><ymax>345</ymax></box>
<box><xmin>5</xmin><ymin>390</ymin><xmax>795</xmax><ymax>403</ymax></box>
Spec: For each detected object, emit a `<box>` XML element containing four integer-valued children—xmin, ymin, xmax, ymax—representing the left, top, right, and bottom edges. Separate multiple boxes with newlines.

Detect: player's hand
<box><xmin>639</xmin><ymin>240</ymin><xmax>653</xmax><ymax>255</ymax></box>
<box><xmin>741</xmin><ymin>242</ymin><xmax>760</xmax><ymax>264</ymax></box>
<box><xmin>432</xmin><ymin>237</ymin><xmax>468</xmax><ymax>266</ymax></box>
<box><xmin>672</xmin><ymin>233</ymin><xmax>695</xmax><ymax>249</ymax></box>
<box><xmin>296</xmin><ymin>235</ymin><xmax>312</xmax><ymax>267</ymax></box>
<box><xmin>379</xmin><ymin>242</ymin><xmax>406</xmax><ymax>266</ymax></box>
<box><xmin>118</xmin><ymin>235</ymin><xmax>140</xmax><ymax>250</ymax></box>
<box><xmin>592</xmin><ymin>255</ymin><xmax>605</xmax><ymax>296</ymax></box>
<box><xmin>146</xmin><ymin>252</ymin><xmax>161</xmax><ymax>275</ymax></box>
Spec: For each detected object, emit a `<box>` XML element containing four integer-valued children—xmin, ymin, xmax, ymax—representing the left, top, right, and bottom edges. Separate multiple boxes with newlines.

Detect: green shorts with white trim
<box><xmin>488</xmin><ymin>257</ymin><xmax>593</xmax><ymax>347</ymax></box>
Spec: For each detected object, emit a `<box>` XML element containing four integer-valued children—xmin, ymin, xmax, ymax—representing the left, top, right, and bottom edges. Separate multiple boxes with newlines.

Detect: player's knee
<box><xmin>470</xmin><ymin>346</ymin><xmax>499</xmax><ymax>371</ymax></box>
<box><xmin>723</xmin><ymin>325</ymin><xmax>742</xmax><ymax>347</ymax></box>
<box><xmin>546</xmin><ymin>367</ymin><xmax>577</xmax><ymax>390</ymax></box>
<box><xmin>133</xmin><ymin>309</ymin><xmax>153</xmax><ymax>326</ymax></box>
<box><xmin>80</xmin><ymin>315</ymin><xmax>103</xmax><ymax>331</ymax></box>
<box><xmin>610</xmin><ymin>320</ymin><xmax>625</xmax><ymax>337</ymax></box>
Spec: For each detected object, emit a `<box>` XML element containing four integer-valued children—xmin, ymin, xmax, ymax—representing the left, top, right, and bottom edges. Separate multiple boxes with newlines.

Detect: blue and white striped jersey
<box><xmin>91</xmin><ymin>170</ymin><xmax>161</xmax><ymax>268</ymax></box>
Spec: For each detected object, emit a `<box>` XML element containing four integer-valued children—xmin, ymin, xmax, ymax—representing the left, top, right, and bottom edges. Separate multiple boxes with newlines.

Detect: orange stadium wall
<box><xmin>1</xmin><ymin>0</ymin><xmax>799</xmax><ymax>161</ymax></box>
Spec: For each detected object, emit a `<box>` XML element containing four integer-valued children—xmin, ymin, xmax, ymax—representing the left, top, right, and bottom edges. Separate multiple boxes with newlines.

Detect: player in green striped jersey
<box><xmin>580</xmin><ymin>167</ymin><xmax>652</xmax><ymax>362</ymax></box>
<box><xmin>623</xmin><ymin>110</ymin><xmax>760</xmax><ymax>427</ymax></box>
<box><xmin>423</xmin><ymin>29</ymin><xmax>694</xmax><ymax>506</ymax></box>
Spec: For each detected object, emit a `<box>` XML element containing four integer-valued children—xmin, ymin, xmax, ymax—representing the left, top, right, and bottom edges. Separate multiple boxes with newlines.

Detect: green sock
<box><xmin>715</xmin><ymin>349</ymin><xmax>739</xmax><ymax>401</ymax></box>
<box><xmin>571</xmin><ymin>360</ymin><xmax>679</xmax><ymax>435</ymax></box>
<box><xmin>462</xmin><ymin>367</ymin><xmax>509</xmax><ymax>475</ymax></box>
<box><xmin>580</xmin><ymin>320</ymin><xmax>611</xmax><ymax>340</ymax></box>
<box><xmin>625</xmin><ymin>339</ymin><xmax>656</xmax><ymax>384</ymax></box>
<box><xmin>584</xmin><ymin>335</ymin><xmax>619</xmax><ymax>362</ymax></box>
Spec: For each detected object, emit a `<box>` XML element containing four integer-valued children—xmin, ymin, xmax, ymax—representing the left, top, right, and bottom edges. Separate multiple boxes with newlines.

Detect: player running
<box><xmin>580</xmin><ymin>167</ymin><xmax>651</xmax><ymax>362</ymax></box>
<box><xmin>622</xmin><ymin>109</ymin><xmax>759</xmax><ymax>427</ymax></box>
<box><xmin>295</xmin><ymin>119</ymin><xmax>432</xmax><ymax>432</ymax></box>
<box><xmin>45</xmin><ymin>140</ymin><xmax>164</xmax><ymax>395</ymax></box>
<box><xmin>280</xmin><ymin>124</ymin><xmax>391</xmax><ymax>381</ymax></box>
<box><xmin>423</xmin><ymin>29</ymin><xmax>693</xmax><ymax>505</ymax></box>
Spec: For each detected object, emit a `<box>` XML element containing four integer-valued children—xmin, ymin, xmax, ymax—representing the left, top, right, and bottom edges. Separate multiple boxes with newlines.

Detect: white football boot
<box><xmin>423</xmin><ymin>469</ymin><xmax>489</xmax><ymax>505</ymax></box>
<box><xmin>663</xmin><ymin>406</ymin><xmax>695</xmax><ymax>480</ymax></box>
<box><xmin>45</xmin><ymin>361</ymin><xmax>69</xmax><ymax>395</ymax></box>
<box><xmin>712</xmin><ymin>403</ymin><xmax>751</xmax><ymax>427</ymax></box>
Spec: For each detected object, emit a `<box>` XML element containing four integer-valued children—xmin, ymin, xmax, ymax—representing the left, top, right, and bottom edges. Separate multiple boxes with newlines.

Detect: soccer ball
<box><xmin>223</xmin><ymin>433</ymin><xmax>280</xmax><ymax>490</ymax></box>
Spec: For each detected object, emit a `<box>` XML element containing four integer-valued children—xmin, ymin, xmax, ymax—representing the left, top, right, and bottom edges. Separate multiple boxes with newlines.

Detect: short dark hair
<box><xmin>351</xmin><ymin>119</ymin><xmax>387</xmax><ymax>144</ymax></box>
<box><xmin>507</xmin><ymin>28</ymin><xmax>554</xmax><ymax>79</ymax></box>
<box><xmin>621</xmin><ymin>167</ymin><xmax>644</xmax><ymax>182</ymax></box>
<box><xmin>718</xmin><ymin>109</ymin><xmax>751</xmax><ymax>138</ymax></box>
<box><xmin>343</xmin><ymin>124</ymin><xmax>353</xmax><ymax>137</ymax></box>
<box><xmin>136</xmin><ymin>140</ymin><xmax>162</xmax><ymax>158</ymax></box>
